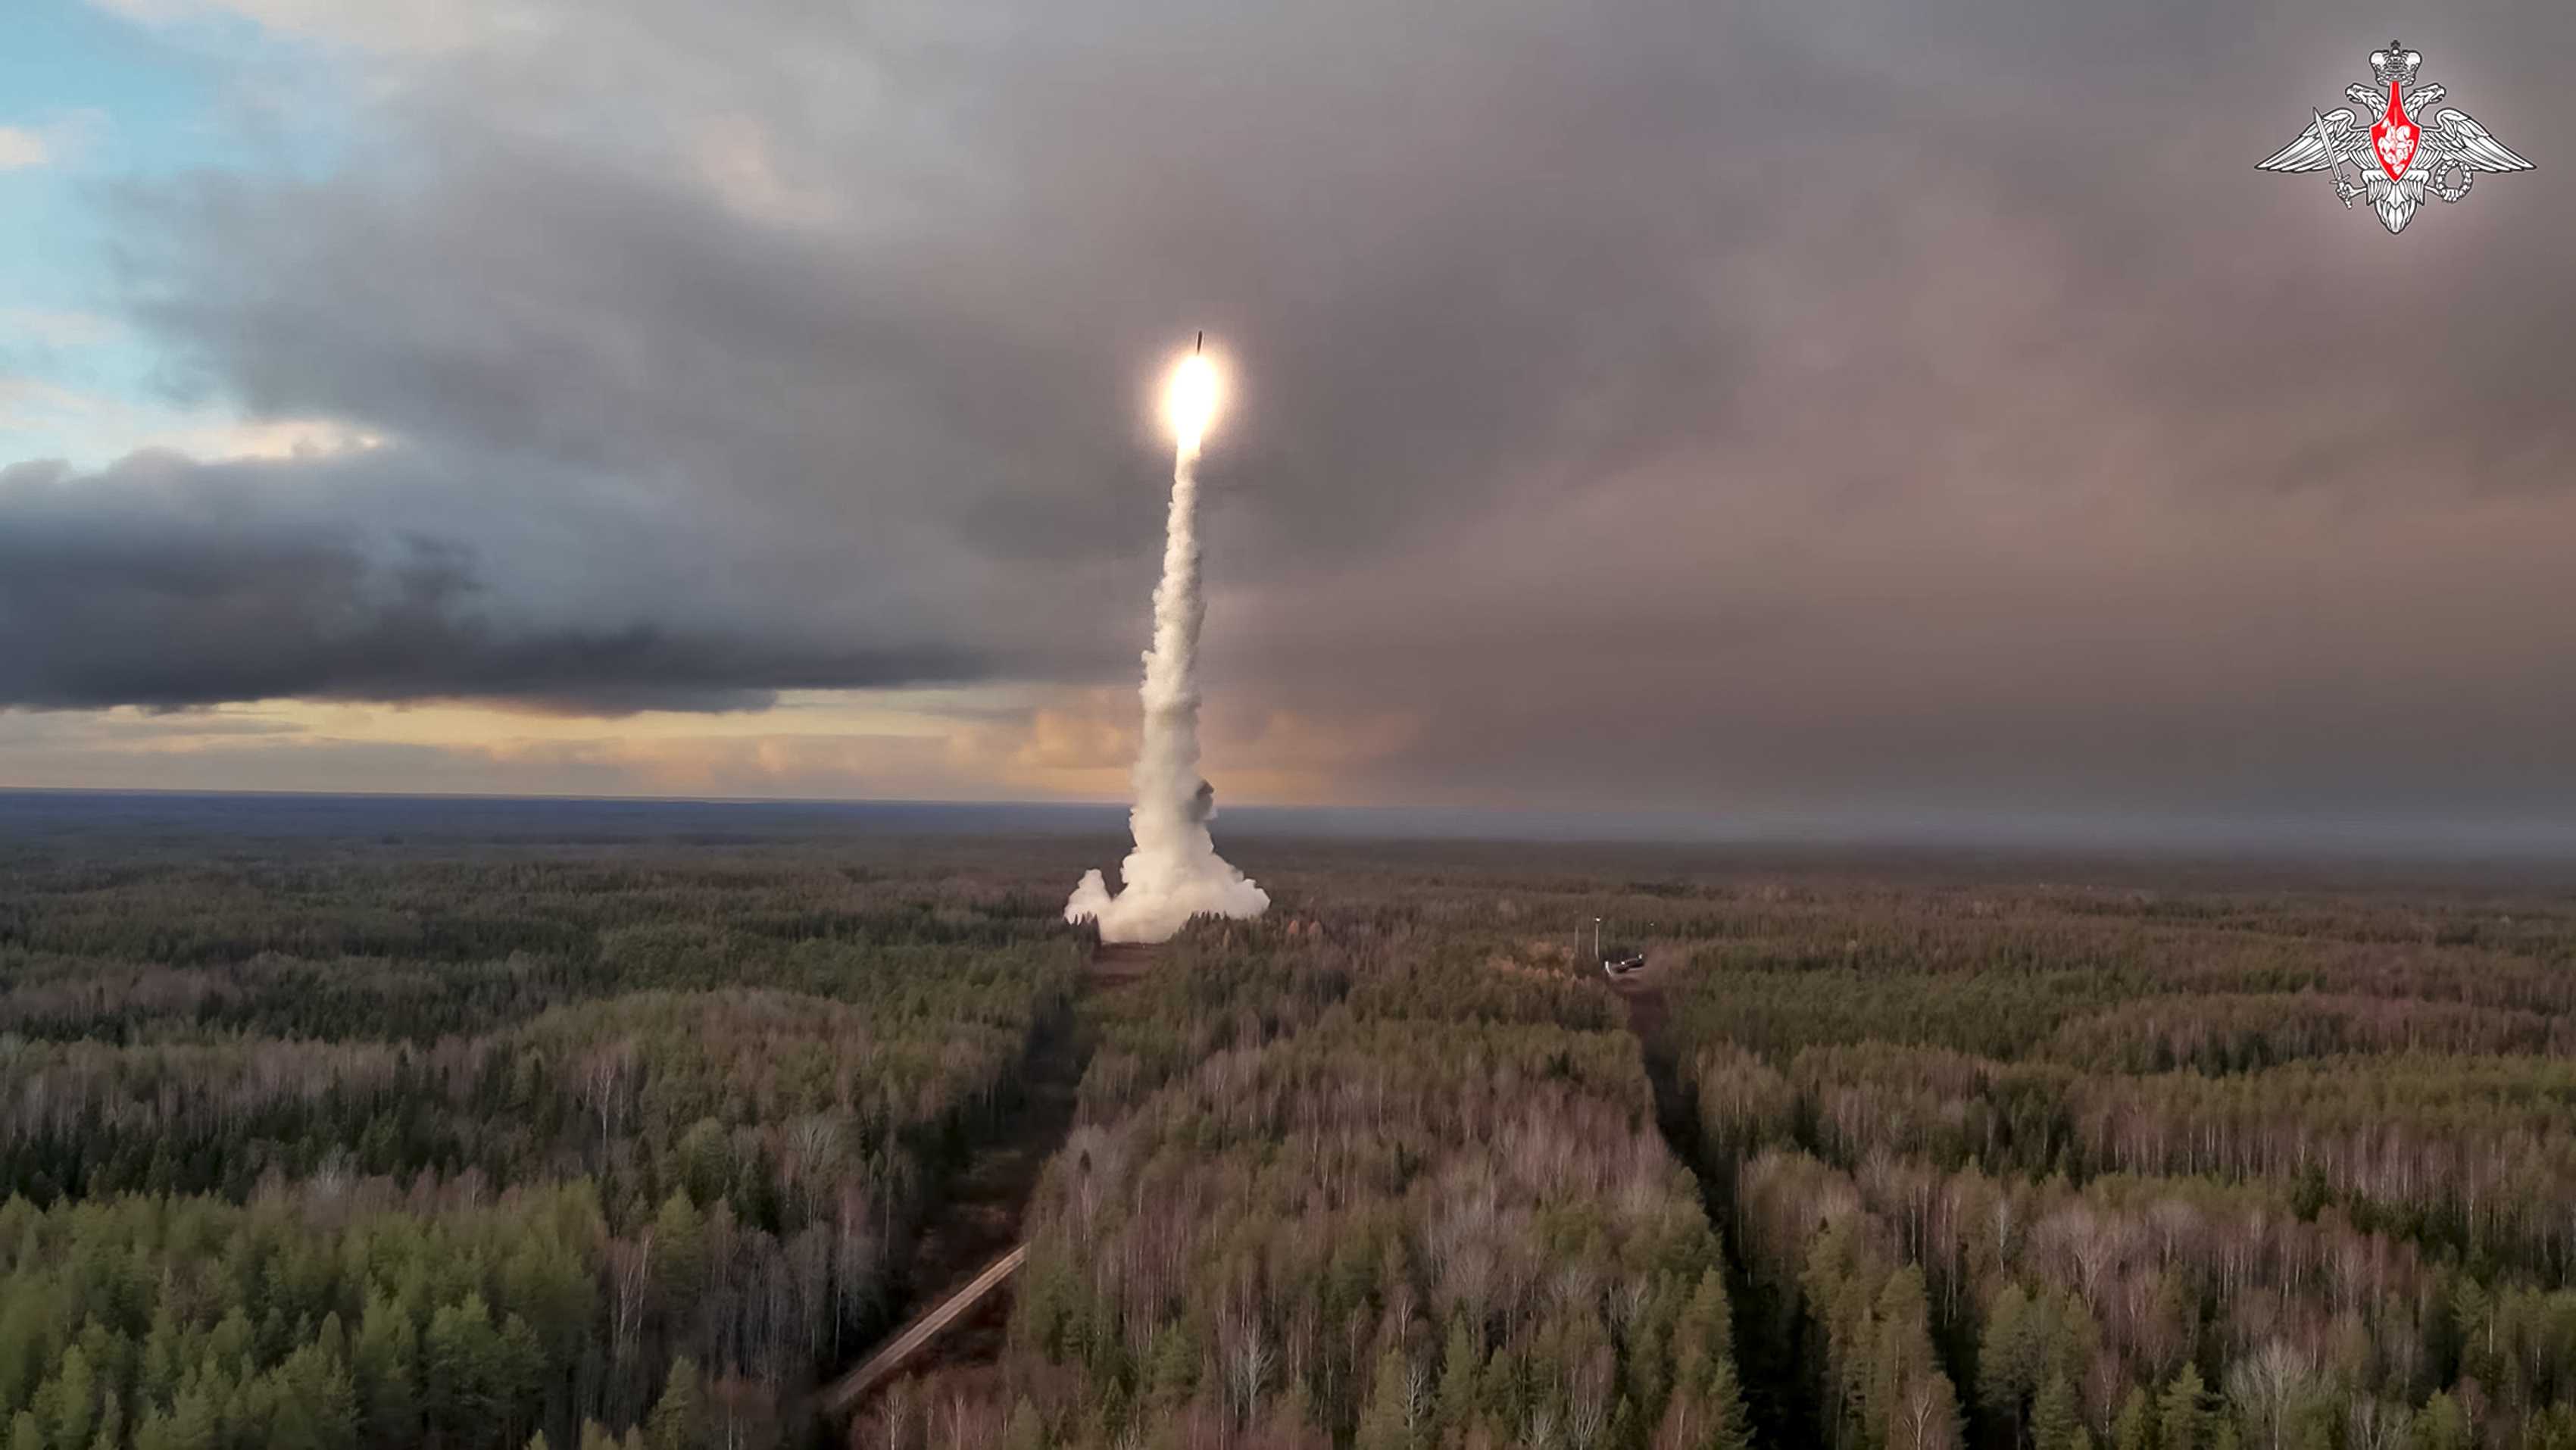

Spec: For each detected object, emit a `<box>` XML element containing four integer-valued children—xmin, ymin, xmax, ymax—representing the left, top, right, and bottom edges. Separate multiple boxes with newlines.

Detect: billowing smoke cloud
<box><xmin>1066</xmin><ymin>357</ymin><xmax>1269</xmax><ymax>943</ymax></box>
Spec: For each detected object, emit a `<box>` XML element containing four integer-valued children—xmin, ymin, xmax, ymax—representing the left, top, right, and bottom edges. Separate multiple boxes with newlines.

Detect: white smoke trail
<box><xmin>1065</xmin><ymin>362</ymin><xmax>1269</xmax><ymax>944</ymax></box>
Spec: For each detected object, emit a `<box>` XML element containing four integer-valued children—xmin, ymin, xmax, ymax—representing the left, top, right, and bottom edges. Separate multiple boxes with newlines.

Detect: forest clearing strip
<box><xmin>1615</xmin><ymin>961</ymin><xmax>1828</xmax><ymax>1450</ymax></box>
<box><xmin>820</xmin><ymin>1243</ymin><xmax>1029</xmax><ymax>1415</ymax></box>
<box><xmin>821</xmin><ymin>945</ymin><xmax>1138</xmax><ymax>1421</ymax></box>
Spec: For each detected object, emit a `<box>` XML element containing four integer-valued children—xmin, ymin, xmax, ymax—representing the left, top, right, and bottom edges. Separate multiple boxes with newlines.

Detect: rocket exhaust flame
<box><xmin>1065</xmin><ymin>345</ymin><xmax>1269</xmax><ymax>944</ymax></box>
<box><xmin>1163</xmin><ymin>351</ymin><xmax>1220</xmax><ymax>456</ymax></box>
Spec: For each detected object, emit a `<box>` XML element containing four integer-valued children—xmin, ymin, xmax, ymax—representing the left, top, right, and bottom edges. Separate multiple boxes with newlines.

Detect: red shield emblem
<box><xmin>2371</xmin><ymin>83</ymin><xmax>2418</xmax><ymax>179</ymax></box>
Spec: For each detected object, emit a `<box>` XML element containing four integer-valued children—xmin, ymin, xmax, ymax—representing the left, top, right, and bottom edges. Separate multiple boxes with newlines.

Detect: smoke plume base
<box><xmin>1064</xmin><ymin>352</ymin><xmax>1269</xmax><ymax>944</ymax></box>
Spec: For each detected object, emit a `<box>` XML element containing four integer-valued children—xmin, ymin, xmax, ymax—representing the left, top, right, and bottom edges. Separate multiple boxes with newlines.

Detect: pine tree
<box><xmin>1438</xmin><ymin>1314</ymin><xmax>1482</xmax><ymax>1434</ymax></box>
<box><xmin>1702</xmin><ymin>1356</ymin><xmax>1753</xmax><ymax>1450</ymax></box>
<box><xmin>1674</xmin><ymin>1267</ymin><xmax>1733</xmax><ymax>1392</ymax></box>
<box><xmin>651</xmin><ymin>1195</ymin><xmax>708</xmax><ymax>1323</ymax></box>
<box><xmin>1478</xmin><ymin>1339</ymin><xmax>1524</xmax><ymax>1436</ymax></box>
<box><xmin>2528</xmin><ymin>1404</ymin><xmax>2576</xmax><ymax>1450</ymax></box>
<box><xmin>426</xmin><ymin>1295</ymin><xmax>506</xmax><ymax>1449</ymax></box>
<box><xmin>2417</xmin><ymin>1392</ymin><xmax>2469</xmax><ymax>1450</ymax></box>
<box><xmin>645</xmin><ymin>1358</ymin><xmax>705</xmax><ymax>1450</ymax></box>
<box><xmin>1980</xmin><ymin>1285</ymin><xmax>2034</xmax><ymax>1427</ymax></box>
<box><xmin>354</xmin><ymin>1292</ymin><xmax>420</xmax><ymax>1450</ymax></box>
<box><xmin>86</xmin><ymin>1390</ymin><xmax>121</xmax><ymax>1450</ymax></box>
<box><xmin>1628</xmin><ymin>1316</ymin><xmax>1669</xmax><ymax>1428</ymax></box>
<box><xmin>2157</xmin><ymin>1366</ymin><xmax>2209</xmax><ymax>1450</ymax></box>
<box><xmin>48</xmin><ymin>1345</ymin><xmax>97</xmax><ymax>1450</ymax></box>
<box><xmin>2450</xmin><ymin>1282</ymin><xmax>2496</xmax><ymax>1390</ymax></box>
<box><xmin>1606</xmin><ymin>1396</ymin><xmax>1638</xmax><ymax>1450</ymax></box>
<box><xmin>1356</xmin><ymin>1351</ymin><xmax>1413</xmax><ymax>1450</ymax></box>
<box><xmin>1004</xmin><ymin>1397</ymin><xmax>1044</xmax><ymax>1450</ymax></box>
<box><xmin>2112</xmin><ymin>1386</ymin><xmax>2153</xmax><ymax>1450</ymax></box>
<box><xmin>495</xmin><ymin>1314</ymin><xmax>548</xmax><ymax>1438</ymax></box>
<box><xmin>1147</xmin><ymin>1327</ymin><xmax>1196</xmax><ymax>1407</ymax></box>
<box><xmin>138</xmin><ymin>1305</ymin><xmax>182</xmax><ymax>1411</ymax></box>
<box><xmin>2032</xmin><ymin>1373</ymin><xmax>2088</xmax><ymax>1450</ymax></box>
<box><xmin>1870</xmin><ymin>1266</ymin><xmax>1938</xmax><ymax>1448</ymax></box>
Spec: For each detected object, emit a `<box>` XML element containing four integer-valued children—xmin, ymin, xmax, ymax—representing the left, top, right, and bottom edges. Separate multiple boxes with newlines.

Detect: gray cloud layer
<box><xmin>0</xmin><ymin>452</ymin><xmax>979</xmax><ymax>711</ymax></box>
<box><xmin>11</xmin><ymin>0</ymin><xmax>2576</xmax><ymax>817</ymax></box>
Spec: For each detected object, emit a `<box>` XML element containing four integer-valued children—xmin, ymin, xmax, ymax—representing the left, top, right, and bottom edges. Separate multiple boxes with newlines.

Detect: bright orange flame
<box><xmin>1163</xmin><ymin>352</ymin><xmax>1222</xmax><ymax>450</ymax></box>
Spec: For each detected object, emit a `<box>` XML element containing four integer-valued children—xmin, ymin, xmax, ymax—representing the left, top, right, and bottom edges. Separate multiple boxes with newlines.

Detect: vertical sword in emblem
<box><xmin>2312</xmin><ymin>109</ymin><xmax>2356</xmax><ymax>208</ymax></box>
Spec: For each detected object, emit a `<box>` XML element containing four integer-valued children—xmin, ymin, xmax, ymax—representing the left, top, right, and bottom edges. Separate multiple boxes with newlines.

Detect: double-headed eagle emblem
<box><xmin>2259</xmin><ymin>42</ymin><xmax>2531</xmax><ymax>233</ymax></box>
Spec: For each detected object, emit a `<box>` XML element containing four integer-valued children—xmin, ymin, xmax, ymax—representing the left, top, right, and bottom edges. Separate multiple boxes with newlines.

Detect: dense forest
<box><xmin>0</xmin><ymin>814</ymin><xmax>1087</xmax><ymax>1449</ymax></box>
<box><xmin>1654</xmin><ymin>880</ymin><xmax>2576</xmax><ymax>1450</ymax></box>
<box><xmin>4</xmin><ymin>799</ymin><xmax>2574</xmax><ymax>1449</ymax></box>
<box><xmin>876</xmin><ymin>851</ymin><xmax>2576</xmax><ymax>1450</ymax></box>
<box><xmin>916</xmin><ymin>930</ymin><xmax>1744</xmax><ymax>1450</ymax></box>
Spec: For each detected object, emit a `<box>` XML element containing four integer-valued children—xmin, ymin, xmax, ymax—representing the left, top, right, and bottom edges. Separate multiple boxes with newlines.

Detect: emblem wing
<box><xmin>2424</xmin><ymin>108</ymin><xmax>2533</xmax><ymax>171</ymax></box>
<box><xmin>2257</xmin><ymin>109</ymin><xmax>2366</xmax><ymax>171</ymax></box>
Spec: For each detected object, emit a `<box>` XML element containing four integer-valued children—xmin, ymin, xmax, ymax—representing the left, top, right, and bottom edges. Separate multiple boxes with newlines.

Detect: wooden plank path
<box><xmin>820</xmin><ymin>1243</ymin><xmax>1029</xmax><ymax>1417</ymax></box>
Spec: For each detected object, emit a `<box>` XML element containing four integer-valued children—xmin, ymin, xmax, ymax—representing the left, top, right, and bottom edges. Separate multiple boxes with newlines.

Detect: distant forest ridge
<box><xmin>5</xmin><ymin>789</ymin><xmax>2576</xmax><ymax>859</ymax></box>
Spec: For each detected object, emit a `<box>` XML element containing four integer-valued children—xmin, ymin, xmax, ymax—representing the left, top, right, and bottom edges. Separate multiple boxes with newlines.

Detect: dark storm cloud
<box><xmin>15</xmin><ymin>0</ymin><xmax>2576</xmax><ymax>818</ymax></box>
<box><xmin>0</xmin><ymin>455</ymin><xmax>979</xmax><ymax>711</ymax></box>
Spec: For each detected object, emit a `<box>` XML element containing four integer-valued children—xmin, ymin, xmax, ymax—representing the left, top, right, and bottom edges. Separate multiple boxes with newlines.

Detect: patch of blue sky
<box><xmin>1</xmin><ymin>0</ymin><xmax>358</xmax><ymax>467</ymax></box>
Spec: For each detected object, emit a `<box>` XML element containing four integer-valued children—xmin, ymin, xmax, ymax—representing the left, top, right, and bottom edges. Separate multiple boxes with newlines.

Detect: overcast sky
<box><xmin>2</xmin><ymin>0</ymin><xmax>2572</xmax><ymax>833</ymax></box>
